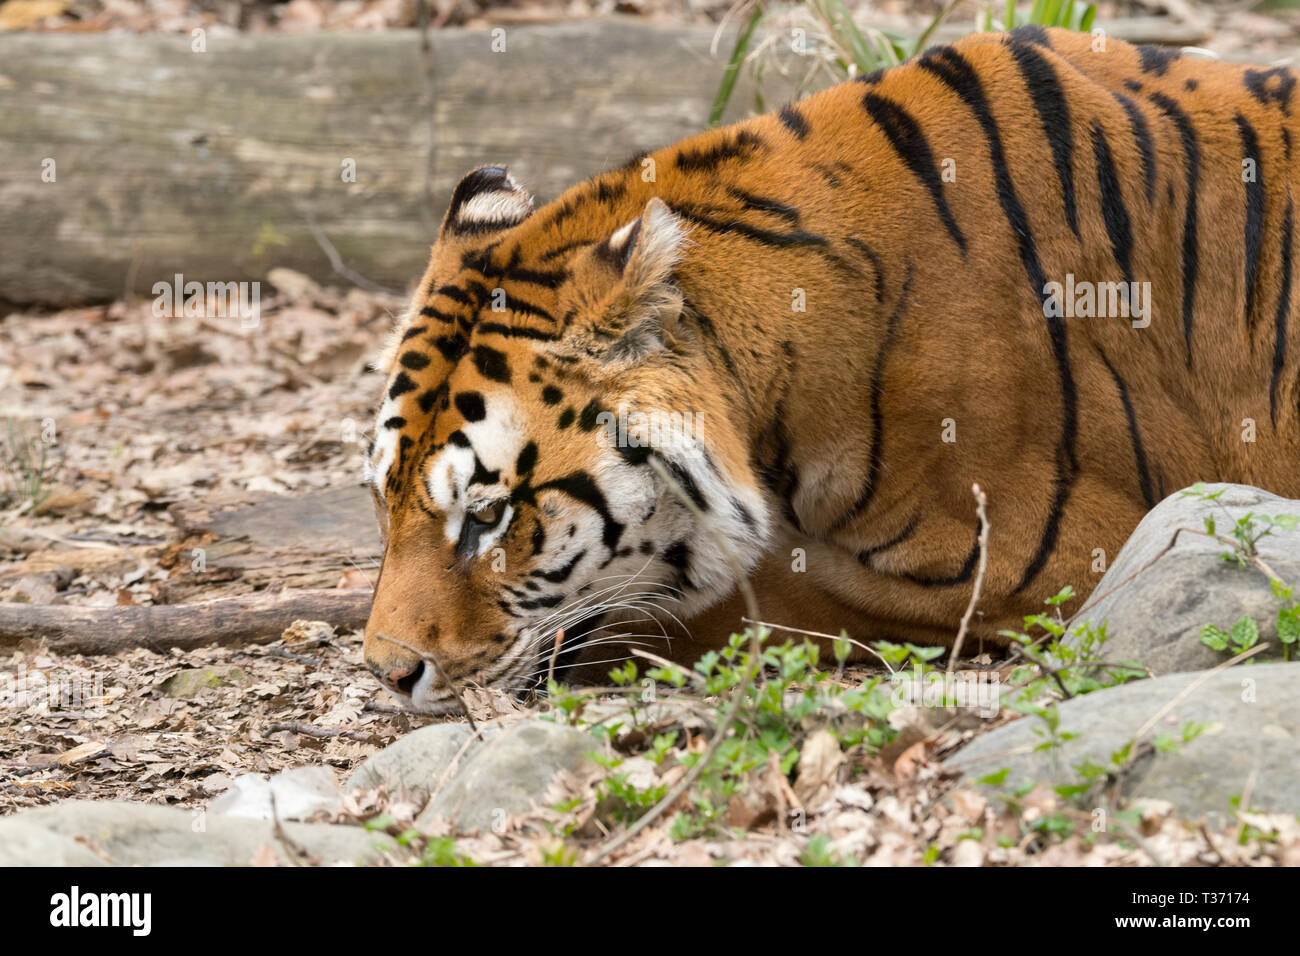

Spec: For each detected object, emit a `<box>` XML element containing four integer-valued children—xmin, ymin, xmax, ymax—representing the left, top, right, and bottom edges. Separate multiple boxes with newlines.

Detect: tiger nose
<box><xmin>372</xmin><ymin>661</ymin><xmax>424</xmax><ymax>696</ymax></box>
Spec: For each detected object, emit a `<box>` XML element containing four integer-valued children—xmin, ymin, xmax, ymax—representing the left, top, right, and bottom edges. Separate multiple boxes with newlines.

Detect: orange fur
<box><xmin>362</xmin><ymin>28</ymin><xmax>1300</xmax><ymax>709</ymax></box>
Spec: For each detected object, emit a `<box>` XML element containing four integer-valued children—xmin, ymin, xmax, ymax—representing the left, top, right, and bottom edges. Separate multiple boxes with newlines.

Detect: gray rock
<box><xmin>11</xmin><ymin>801</ymin><xmax>396</xmax><ymax>866</ymax></box>
<box><xmin>209</xmin><ymin>765</ymin><xmax>343</xmax><ymax>821</ymax></box>
<box><xmin>1072</xmin><ymin>484</ymin><xmax>1300</xmax><ymax>674</ymax></box>
<box><xmin>417</xmin><ymin>720</ymin><xmax>604</xmax><ymax>832</ymax></box>
<box><xmin>947</xmin><ymin>662</ymin><xmax>1300</xmax><ymax>824</ymax></box>
<box><xmin>0</xmin><ymin>818</ymin><xmax>108</xmax><ymax>866</ymax></box>
<box><xmin>345</xmin><ymin>722</ymin><xmax>477</xmax><ymax>800</ymax></box>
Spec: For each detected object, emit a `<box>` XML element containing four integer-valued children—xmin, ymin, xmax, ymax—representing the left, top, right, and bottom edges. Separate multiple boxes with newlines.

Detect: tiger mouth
<box><xmin>381</xmin><ymin>612</ymin><xmax>616</xmax><ymax>714</ymax></box>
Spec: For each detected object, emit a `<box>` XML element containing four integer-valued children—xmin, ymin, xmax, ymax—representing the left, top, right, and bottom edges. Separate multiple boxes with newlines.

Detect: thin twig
<box><xmin>1123</xmin><ymin>642</ymin><xmax>1270</xmax><ymax>768</ymax></box>
<box><xmin>949</xmin><ymin>483</ymin><xmax>989</xmax><ymax>677</ymax></box>
<box><xmin>267</xmin><ymin>722</ymin><xmax>376</xmax><ymax>742</ymax></box>
<box><xmin>547</xmin><ymin>627</ymin><xmax>565</xmax><ymax>687</ymax></box>
<box><xmin>740</xmin><ymin>616</ymin><xmax>893</xmax><ymax>671</ymax></box>
<box><xmin>303</xmin><ymin>211</ymin><xmax>403</xmax><ymax>296</ymax></box>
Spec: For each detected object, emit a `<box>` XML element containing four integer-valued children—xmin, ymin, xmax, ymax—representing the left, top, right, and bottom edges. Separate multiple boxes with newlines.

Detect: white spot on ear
<box><xmin>456</xmin><ymin>184</ymin><xmax>534</xmax><ymax>228</ymax></box>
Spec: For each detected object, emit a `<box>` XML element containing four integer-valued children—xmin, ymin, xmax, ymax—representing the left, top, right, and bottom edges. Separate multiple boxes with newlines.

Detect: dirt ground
<box><xmin>0</xmin><ymin>274</ymin><xmax>444</xmax><ymax>810</ymax></box>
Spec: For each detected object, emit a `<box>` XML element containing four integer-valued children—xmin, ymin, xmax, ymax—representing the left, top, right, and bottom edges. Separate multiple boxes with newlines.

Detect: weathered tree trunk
<box><xmin>0</xmin><ymin>23</ymin><xmax>751</xmax><ymax>307</ymax></box>
<box><xmin>0</xmin><ymin>588</ymin><xmax>372</xmax><ymax>654</ymax></box>
<box><xmin>0</xmin><ymin>18</ymin><xmax>1208</xmax><ymax>308</ymax></box>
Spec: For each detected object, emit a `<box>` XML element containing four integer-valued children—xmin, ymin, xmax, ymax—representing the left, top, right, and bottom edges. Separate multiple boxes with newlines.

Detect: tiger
<box><xmin>361</xmin><ymin>25</ymin><xmax>1300</xmax><ymax>713</ymax></box>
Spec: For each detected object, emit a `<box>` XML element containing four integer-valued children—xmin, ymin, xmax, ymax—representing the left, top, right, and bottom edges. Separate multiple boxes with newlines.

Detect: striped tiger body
<box><xmin>362</xmin><ymin>26</ymin><xmax>1300</xmax><ymax>712</ymax></box>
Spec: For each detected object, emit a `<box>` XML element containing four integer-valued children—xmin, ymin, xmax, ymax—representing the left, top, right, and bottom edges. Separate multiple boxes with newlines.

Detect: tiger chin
<box><xmin>363</xmin><ymin>27</ymin><xmax>1300</xmax><ymax>713</ymax></box>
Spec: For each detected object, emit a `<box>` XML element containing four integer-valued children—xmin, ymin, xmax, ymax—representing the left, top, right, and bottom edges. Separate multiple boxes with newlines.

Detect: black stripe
<box><xmin>503</xmin><ymin>266</ymin><xmax>567</xmax><ymax>289</ymax></box>
<box><xmin>387</xmin><ymin>371</ymin><xmax>416</xmax><ymax>400</ymax></box>
<box><xmin>1091</xmin><ymin>122</ymin><xmax>1134</xmax><ymax>284</ymax></box>
<box><xmin>501</xmin><ymin>293</ymin><xmax>557</xmax><ymax>325</ymax></box>
<box><xmin>727</xmin><ymin>187</ymin><xmax>801</xmax><ymax>224</ymax></box>
<box><xmin>531</xmin><ymin>550</ymin><xmax>586</xmax><ymax>584</ymax></box>
<box><xmin>475</xmin><ymin>322</ymin><xmax>559</xmax><ymax>341</ymax></box>
<box><xmin>916</xmin><ymin>44</ymin><xmax>1075</xmax><ymax>594</ymax></box>
<box><xmin>855</xmin><ymin>513</ymin><xmax>918</xmax><ymax>568</ymax></box>
<box><xmin>778</xmin><ymin>104</ymin><xmax>809</xmax><ymax>139</ymax></box>
<box><xmin>832</xmin><ymin>265</ymin><xmax>915</xmax><ymax>531</ymax></box>
<box><xmin>684</xmin><ymin>299</ymin><xmax>756</xmax><ymax>421</ymax></box>
<box><xmin>1138</xmin><ymin>45</ymin><xmax>1179</xmax><ymax>77</ymax></box>
<box><xmin>419</xmin><ymin>305</ymin><xmax>457</xmax><ymax>322</ymax></box>
<box><xmin>434</xmin><ymin>284</ymin><xmax>475</xmax><ymax>307</ymax></box>
<box><xmin>902</xmin><ymin>523</ymin><xmax>981</xmax><ymax>587</ymax></box>
<box><xmin>1098</xmin><ymin>350</ymin><xmax>1156</xmax><ymax>509</ymax></box>
<box><xmin>1244</xmin><ymin>67</ymin><xmax>1296</xmax><ymax>114</ymax></box>
<box><xmin>1149</xmin><ymin>92</ymin><xmax>1201</xmax><ymax>365</ymax></box>
<box><xmin>670</xmin><ymin>203</ymin><xmax>827</xmax><ymax>250</ymax></box>
<box><xmin>527</xmin><ymin>472</ymin><xmax>625</xmax><ymax>551</ymax></box>
<box><xmin>1006</xmin><ymin>38</ymin><xmax>1080</xmax><ymax>239</ymax></box>
<box><xmin>1270</xmin><ymin>196</ymin><xmax>1294</xmax><ymax>426</ymax></box>
<box><xmin>1111</xmin><ymin>92</ymin><xmax>1157</xmax><ymax>204</ymax></box>
<box><xmin>675</xmin><ymin>130</ymin><xmax>764</xmax><ymax>172</ymax></box>
<box><xmin>1008</xmin><ymin>24</ymin><xmax>1050</xmax><ymax>47</ymax></box>
<box><xmin>845</xmin><ymin>237</ymin><xmax>885</xmax><ymax>303</ymax></box>
<box><xmin>861</xmin><ymin>91</ymin><xmax>967</xmax><ymax>254</ymax></box>
<box><xmin>1235</xmin><ymin>113</ymin><xmax>1266</xmax><ymax>332</ymax></box>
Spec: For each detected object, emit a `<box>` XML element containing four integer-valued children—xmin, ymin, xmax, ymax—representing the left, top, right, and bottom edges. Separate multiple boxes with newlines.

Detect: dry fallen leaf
<box><xmin>891</xmin><ymin>740</ymin><xmax>931</xmax><ymax>782</ymax></box>
<box><xmin>57</xmin><ymin>740</ymin><xmax>108</xmax><ymax>765</ymax></box>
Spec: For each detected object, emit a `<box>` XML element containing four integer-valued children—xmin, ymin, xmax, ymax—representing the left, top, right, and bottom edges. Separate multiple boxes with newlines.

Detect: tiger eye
<box><xmin>470</xmin><ymin>502</ymin><xmax>502</xmax><ymax>527</ymax></box>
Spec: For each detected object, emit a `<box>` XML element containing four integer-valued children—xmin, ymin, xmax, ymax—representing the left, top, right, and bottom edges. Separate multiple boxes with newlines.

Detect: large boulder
<box><xmin>417</xmin><ymin>720</ymin><xmax>604</xmax><ymax>833</ymax></box>
<box><xmin>345</xmin><ymin>722</ymin><xmax>479</xmax><ymax>801</ymax></box>
<box><xmin>1070</xmin><ymin>484</ymin><xmax>1300</xmax><ymax>674</ymax></box>
<box><xmin>6</xmin><ymin>801</ymin><xmax>396</xmax><ymax>866</ymax></box>
<box><xmin>947</xmin><ymin>662</ymin><xmax>1300</xmax><ymax>824</ymax></box>
<box><xmin>0</xmin><ymin>818</ymin><xmax>109</xmax><ymax>866</ymax></box>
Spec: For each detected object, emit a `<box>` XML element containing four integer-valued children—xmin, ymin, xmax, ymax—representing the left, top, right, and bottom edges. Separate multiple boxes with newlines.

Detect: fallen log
<box><xmin>0</xmin><ymin>18</ymin><xmax>1208</xmax><ymax>308</ymax></box>
<box><xmin>0</xmin><ymin>588</ymin><xmax>372</xmax><ymax>656</ymax></box>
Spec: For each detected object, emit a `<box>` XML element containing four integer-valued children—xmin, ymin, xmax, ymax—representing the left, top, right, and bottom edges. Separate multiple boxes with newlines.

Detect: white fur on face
<box><xmin>424</xmin><ymin>389</ymin><xmax>526</xmax><ymax>552</ymax></box>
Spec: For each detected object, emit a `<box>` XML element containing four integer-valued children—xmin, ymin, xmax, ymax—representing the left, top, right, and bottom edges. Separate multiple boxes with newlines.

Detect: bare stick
<box><xmin>740</xmin><ymin>616</ymin><xmax>893</xmax><ymax>671</ymax></box>
<box><xmin>949</xmin><ymin>483</ymin><xmax>989</xmax><ymax>677</ymax></box>
<box><xmin>546</xmin><ymin>627</ymin><xmax>565</xmax><ymax>687</ymax></box>
<box><xmin>266</xmin><ymin>722</ymin><xmax>375</xmax><ymax>742</ymax></box>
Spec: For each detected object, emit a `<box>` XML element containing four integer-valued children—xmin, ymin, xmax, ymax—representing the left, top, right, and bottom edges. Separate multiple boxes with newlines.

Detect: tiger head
<box><xmin>362</xmin><ymin>165</ymin><xmax>771</xmax><ymax>712</ymax></box>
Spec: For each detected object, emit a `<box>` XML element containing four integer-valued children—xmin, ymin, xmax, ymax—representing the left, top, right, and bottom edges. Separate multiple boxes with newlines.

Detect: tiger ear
<box><xmin>441</xmin><ymin>165</ymin><xmax>534</xmax><ymax>237</ymax></box>
<box><xmin>595</xmin><ymin>197</ymin><xmax>689</xmax><ymax>363</ymax></box>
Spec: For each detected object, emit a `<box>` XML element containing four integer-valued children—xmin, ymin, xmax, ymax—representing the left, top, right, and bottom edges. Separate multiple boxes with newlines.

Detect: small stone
<box><xmin>281</xmin><ymin>619</ymin><xmax>335</xmax><ymax>644</ymax></box>
<box><xmin>949</xmin><ymin>839</ymin><xmax>985</xmax><ymax>868</ymax></box>
<box><xmin>157</xmin><ymin>665</ymin><xmax>249</xmax><ymax>699</ymax></box>
<box><xmin>209</xmin><ymin>766</ymin><xmax>343</xmax><ymax>821</ymax></box>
